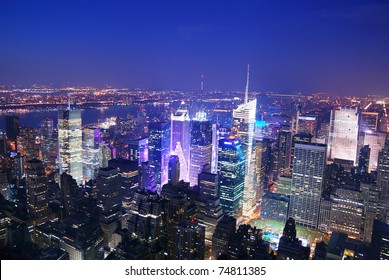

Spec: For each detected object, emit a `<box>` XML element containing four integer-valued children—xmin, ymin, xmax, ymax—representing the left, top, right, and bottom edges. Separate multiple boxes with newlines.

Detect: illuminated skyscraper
<box><xmin>328</xmin><ymin>107</ymin><xmax>359</xmax><ymax>165</ymax></box>
<box><xmin>218</xmin><ymin>138</ymin><xmax>245</xmax><ymax>217</ymax></box>
<box><xmin>254</xmin><ymin>139</ymin><xmax>268</xmax><ymax>203</ymax></box>
<box><xmin>231</xmin><ymin>65</ymin><xmax>257</xmax><ymax>217</ymax></box>
<box><xmin>189</xmin><ymin>112</ymin><xmax>212</xmax><ymax>187</ymax></box>
<box><xmin>377</xmin><ymin>141</ymin><xmax>389</xmax><ymax>222</ymax></box>
<box><xmin>40</xmin><ymin>117</ymin><xmax>55</xmax><ymax>169</ymax></box>
<box><xmin>58</xmin><ymin>109</ymin><xmax>83</xmax><ymax>185</ymax></box>
<box><xmin>139</xmin><ymin>161</ymin><xmax>156</xmax><ymax>192</ymax></box>
<box><xmin>363</xmin><ymin>131</ymin><xmax>386</xmax><ymax>172</ymax></box>
<box><xmin>278</xmin><ymin>127</ymin><xmax>293</xmax><ymax>176</ymax></box>
<box><xmin>211</xmin><ymin>124</ymin><xmax>218</xmax><ymax>174</ymax></box>
<box><xmin>298</xmin><ymin>115</ymin><xmax>318</xmax><ymax>139</ymax></box>
<box><xmin>82</xmin><ymin>126</ymin><xmax>101</xmax><ymax>182</ymax></box>
<box><xmin>128</xmin><ymin>137</ymin><xmax>148</xmax><ymax>166</ymax></box>
<box><xmin>148</xmin><ymin>122</ymin><xmax>170</xmax><ymax>193</ymax></box>
<box><xmin>289</xmin><ymin>143</ymin><xmax>326</xmax><ymax>229</ymax></box>
<box><xmin>361</xmin><ymin>112</ymin><xmax>379</xmax><ymax>132</ymax></box>
<box><xmin>99</xmin><ymin>141</ymin><xmax>112</xmax><ymax>168</ymax></box>
<box><xmin>171</xmin><ymin>101</ymin><xmax>190</xmax><ymax>182</ymax></box>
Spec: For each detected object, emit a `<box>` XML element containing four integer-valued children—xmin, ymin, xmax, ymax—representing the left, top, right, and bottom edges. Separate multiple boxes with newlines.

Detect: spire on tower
<box><xmin>68</xmin><ymin>92</ymin><xmax>71</xmax><ymax>110</ymax></box>
<box><xmin>244</xmin><ymin>64</ymin><xmax>250</xmax><ymax>104</ymax></box>
<box><xmin>201</xmin><ymin>74</ymin><xmax>204</xmax><ymax>92</ymax></box>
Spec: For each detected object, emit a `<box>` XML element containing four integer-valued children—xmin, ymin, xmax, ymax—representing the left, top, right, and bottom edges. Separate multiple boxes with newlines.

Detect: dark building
<box><xmin>108</xmin><ymin>158</ymin><xmax>139</xmax><ymax>200</ymax></box>
<box><xmin>168</xmin><ymin>155</ymin><xmax>180</xmax><ymax>186</ymax></box>
<box><xmin>277</xmin><ymin>127</ymin><xmax>293</xmax><ymax>176</ymax></box>
<box><xmin>175</xmin><ymin>218</ymin><xmax>205</xmax><ymax>260</ymax></box>
<box><xmin>313</xmin><ymin>241</ymin><xmax>327</xmax><ymax>260</ymax></box>
<box><xmin>25</xmin><ymin>159</ymin><xmax>50</xmax><ymax>221</ymax></box>
<box><xmin>326</xmin><ymin>231</ymin><xmax>369</xmax><ymax>260</ymax></box>
<box><xmin>276</xmin><ymin>218</ymin><xmax>310</xmax><ymax>260</ymax></box>
<box><xmin>138</xmin><ymin>161</ymin><xmax>156</xmax><ymax>192</ymax></box>
<box><xmin>211</xmin><ymin>215</ymin><xmax>236</xmax><ymax>259</ymax></box>
<box><xmin>6</xmin><ymin>115</ymin><xmax>20</xmax><ymax>141</ymax></box>
<box><xmin>261</xmin><ymin>192</ymin><xmax>289</xmax><ymax>223</ymax></box>
<box><xmin>60</xmin><ymin>172</ymin><xmax>82</xmax><ymax>218</ymax></box>
<box><xmin>5</xmin><ymin>115</ymin><xmax>19</xmax><ymax>152</ymax></box>
<box><xmin>33</xmin><ymin>213</ymin><xmax>104</xmax><ymax>260</ymax></box>
<box><xmin>228</xmin><ymin>224</ymin><xmax>272</xmax><ymax>260</ymax></box>
<box><xmin>96</xmin><ymin>167</ymin><xmax>122</xmax><ymax>250</ymax></box>
<box><xmin>357</xmin><ymin>145</ymin><xmax>370</xmax><ymax>175</ymax></box>
<box><xmin>370</xmin><ymin>219</ymin><xmax>389</xmax><ymax>260</ymax></box>
<box><xmin>127</xmin><ymin>190</ymin><xmax>163</xmax><ymax>244</ymax></box>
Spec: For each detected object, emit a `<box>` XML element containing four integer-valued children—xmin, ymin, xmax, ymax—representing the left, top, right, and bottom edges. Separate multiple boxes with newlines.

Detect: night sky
<box><xmin>1</xmin><ymin>0</ymin><xmax>389</xmax><ymax>96</ymax></box>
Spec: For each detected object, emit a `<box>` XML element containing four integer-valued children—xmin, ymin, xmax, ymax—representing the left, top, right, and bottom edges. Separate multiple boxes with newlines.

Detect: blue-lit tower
<box><xmin>148</xmin><ymin>122</ymin><xmax>171</xmax><ymax>194</ymax></box>
<box><xmin>218</xmin><ymin>138</ymin><xmax>246</xmax><ymax>217</ymax></box>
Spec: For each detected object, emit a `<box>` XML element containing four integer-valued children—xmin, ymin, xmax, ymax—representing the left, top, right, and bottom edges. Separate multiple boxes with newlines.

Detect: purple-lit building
<box><xmin>128</xmin><ymin>137</ymin><xmax>148</xmax><ymax>166</ymax></box>
<box><xmin>171</xmin><ymin>102</ymin><xmax>190</xmax><ymax>182</ymax></box>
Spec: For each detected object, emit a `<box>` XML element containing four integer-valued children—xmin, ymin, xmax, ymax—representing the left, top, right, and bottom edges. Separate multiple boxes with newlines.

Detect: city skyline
<box><xmin>1</xmin><ymin>0</ymin><xmax>389</xmax><ymax>263</ymax></box>
<box><xmin>1</xmin><ymin>0</ymin><xmax>389</xmax><ymax>96</ymax></box>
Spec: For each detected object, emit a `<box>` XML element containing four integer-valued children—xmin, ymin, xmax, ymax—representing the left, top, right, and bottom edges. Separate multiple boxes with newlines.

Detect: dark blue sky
<box><xmin>1</xmin><ymin>0</ymin><xmax>389</xmax><ymax>95</ymax></box>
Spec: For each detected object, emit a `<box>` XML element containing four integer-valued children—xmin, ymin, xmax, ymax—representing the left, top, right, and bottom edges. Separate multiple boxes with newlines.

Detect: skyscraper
<box><xmin>139</xmin><ymin>161</ymin><xmax>156</xmax><ymax>192</ymax></box>
<box><xmin>148</xmin><ymin>122</ymin><xmax>170</xmax><ymax>194</ymax></box>
<box><xmin>40</xmin><ymin>117</ymin><xmax>55</xmax><ymax>169</ymax></box>
<box><xmin>361</xmin><ymin>112</ymin><xmax>379</xmax><ymax>132</ymax></box>
<box><xmin>128</xmin><ymin>137</ymin><xmax>148</xmax><ymax>166</ymax></box>
<box><xmin>254</xmin><ymin>139</ymin><xmax>268</xmax><ymax>204</ymax></box>
<box><xmin>298</xmin><ymin>115</ymin><xmax>318</xmax><ymax>139</ymax></box>
<box><xmin>218</xmin><ymin>138</ymin><xmax>245</xmax><ymax>217</ymax></box>
<box><xmin>231</xmin><ymin>65</ymin><xmax>257</xmax><ymax>217</ymax></box>
<box><xmin>363</xmin><ymin>131</ymin><xmax>386</xmax><ymax>172</ymax></box>
<box><xmin>189</xmin><ymin>113</ymin><xmax>212</xmax><ymax>187</ymax></box>
<box><xmin>168</xmin><ymin>155</ymin><xmax>180</xmax><ymax>186</ymax></box>
<box><xmin>377</xmin><ymin>141</ymin><xmax>389</xmax><ymax>222</ymax></box>
<box><xmin>211</xmin><ymin>124</ymin><xmax>219</xmax><ymax>174</ymax></box>
<box><xmin>25</xmin><ymin>159</ymin><xmax>49</xmax><ymax>220</ymax></box>
<box><xmin>127</xmin><ymin>190</ymin><xmax>163</xmax><ymax>244</ymax></box>
<box><xmin>328</xmin><ymin>107</ymin><xmax>359</xmax><ymax>165</ymax></box>
<box><xmin>196</xmin><ymin>170</ymin><xmax>223</xmax><ymax>241</ymax></box>
<box><xmin>276</xmin><ymin>217</ymin><xmax>310</xmax><ymax>260</ymax></box>
<box><xmin>82</xmin><ymin>126</ymin><xmax>101</xmax><ymax>182</ymax></box>
<box><xmin>278</xmin><ymin>127</ymin><xmax>293</xmax><ymax>176</ymax></box>
<box><xmin>171</xmin><ymin>101</ymin><xmax>190</xmax><ymax>182</ymax></box>
<box><xmin>58</xmin><ymin>109</ymin><xmax>83</xmax><ymax>185</ymax></box>
<box><xmin>5</xmin><ymin>115</ymin><xmax>19</xmax><ymax>152</ymax></box>
<box><xmin>211</xmin><ymin>215</ymin><xmax>237</xmax><ymax>259</ymax></box>
<box><xmin>369</xmin><ymin>219</ymin><xmax>389</xmax><ymax>260</ymax></box>
<box><xmin>96</xmin><ymin>167</ymin><xmax>122</xmax><ymax>250</ymax></box>
<box><xmin>288</xmin><ymin>143</ymin><xmax>326</xmax><ymax>229</ymax></box>
<box><xmin>60</xmin><ymin>172</ymin><xmax>81</xmax><ymax>218</ymax></box>
<box><xmin>175</xmin><ymin>218</ymin><xmax>205</xmax><ymax>260</ymax></box>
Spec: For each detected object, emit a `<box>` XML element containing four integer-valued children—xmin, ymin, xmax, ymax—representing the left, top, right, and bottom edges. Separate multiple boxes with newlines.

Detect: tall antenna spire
<box><xmin>68</xmin><ymin>92</ymin><xmax>71</xmax><ymax>110</ymax></box>
<box><xmin>201</xmin><ymin>74</ymin><xmax>204</xmax><ymax>92</ymax></box>
<box><xmin>244</xmin><ymin>64</ymin><xmax>250</xmax><ymax>104</ymax></box>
